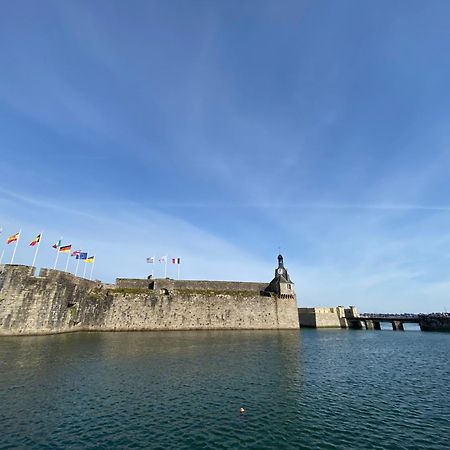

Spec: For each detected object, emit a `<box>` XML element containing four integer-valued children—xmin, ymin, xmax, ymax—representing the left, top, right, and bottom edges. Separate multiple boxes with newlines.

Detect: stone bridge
<box><xmin>349</xmin><ymin>313</ymin><xmax>419</xmax><ymax>331</ymax></box>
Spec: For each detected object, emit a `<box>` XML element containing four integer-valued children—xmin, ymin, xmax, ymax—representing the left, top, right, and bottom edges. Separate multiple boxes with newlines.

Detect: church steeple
<box><xmin>264</xmin><ymin>254</ymin><xmax>295</xmax><ymax>298</ymax></box>
<box><xmin>275</xmin><ymin>254</ymin><xmax>291</xmax><ymax>282</ymax></box>
<box><xmin>278</xmin><ymin>254</ymin><xmax>284</xmax><ymax>268</ymax></box>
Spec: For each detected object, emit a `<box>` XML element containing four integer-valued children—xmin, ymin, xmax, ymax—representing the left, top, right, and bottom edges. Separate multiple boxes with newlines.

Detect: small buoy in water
<box><xmin>240</xmin><ymin>407</ymin><xmax>245</xmax><ymax>414</ymax></box>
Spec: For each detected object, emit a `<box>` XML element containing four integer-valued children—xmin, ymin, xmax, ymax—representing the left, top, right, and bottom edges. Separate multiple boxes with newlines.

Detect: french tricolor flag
<box><xmin>172</xmin><ymin>257</ymin><xmax>180</xmax><ymax>264</ymax></box>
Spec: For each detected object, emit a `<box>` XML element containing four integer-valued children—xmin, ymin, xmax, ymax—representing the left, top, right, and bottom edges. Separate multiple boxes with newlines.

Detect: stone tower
<box><xmin>264</xmin><ymin>254</ymin><xmax>296</xmax><ymax>299</ymax></box>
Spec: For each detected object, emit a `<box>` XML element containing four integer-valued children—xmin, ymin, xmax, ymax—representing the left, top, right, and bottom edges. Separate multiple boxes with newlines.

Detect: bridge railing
<box><xmin>359</xmin><ymin>313</ymin><xmax>419</xmax><ymax>319</ymax></box>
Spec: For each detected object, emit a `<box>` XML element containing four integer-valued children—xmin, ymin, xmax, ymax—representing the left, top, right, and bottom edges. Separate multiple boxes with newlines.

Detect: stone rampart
<box><xmin>116</xmin><ymin>278</ymin><xmax>150</xmax><ymax>289</ymax></box>
<box><xmin>0</xmin><ymin>265</ymin><xmax>299</xmax><ymax>335</ymax></box>
<box><xmin>116</xmin><ymin>278</ymin><xmax>267</xmax><ymax>293</ymax></box>
<box><xmin>0</xmin><ymin>264</ymin><xmax>99</xmax><ymax>335</ymax></box>
<box><xmin>298</xmin><ymin>306</ymin><xmax>352</xmax><ymax>328</ymax></box>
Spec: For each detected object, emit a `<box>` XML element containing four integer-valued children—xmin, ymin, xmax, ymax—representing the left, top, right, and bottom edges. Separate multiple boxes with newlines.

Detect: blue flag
<box><xmin>76</xmin><ymin>252</ymin><xmax>88</xmax><ymax>260</ymax></box>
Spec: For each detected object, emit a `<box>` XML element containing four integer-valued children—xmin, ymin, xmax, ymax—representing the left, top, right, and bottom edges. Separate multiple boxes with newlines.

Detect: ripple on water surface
<box><xmin>0</xmin><ymin>329</ymin><xmax>449</xmax><ymax>449</ymax></box>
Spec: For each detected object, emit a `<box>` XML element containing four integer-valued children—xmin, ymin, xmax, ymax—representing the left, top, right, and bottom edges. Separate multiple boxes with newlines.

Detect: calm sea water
<box><xmin>0</xmin><ymin>329</ymin><xmax>449</xmax><ymax>449</ymax></box>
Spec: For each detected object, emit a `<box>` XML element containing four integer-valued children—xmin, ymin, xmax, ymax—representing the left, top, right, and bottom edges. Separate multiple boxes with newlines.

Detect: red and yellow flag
<box><xmin>7</xmin><ymin>232</ymin><xmax>20</xmax><ymax>244</ymax></box>
<box><xmin>29</xmin><ymin>234</ymin><xmax>41</xmax><ymax>247</ymax></box>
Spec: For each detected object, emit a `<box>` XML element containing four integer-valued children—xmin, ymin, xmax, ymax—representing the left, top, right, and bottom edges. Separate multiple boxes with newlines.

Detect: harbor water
<box><xmin>0</xmin><ymin>329</ymin><xmax>449</xmax><ymax>449</ymax></box>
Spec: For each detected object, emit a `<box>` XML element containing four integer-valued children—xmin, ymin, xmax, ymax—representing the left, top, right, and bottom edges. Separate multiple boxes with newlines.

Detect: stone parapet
<box><xmin>116</xmin><ymin>277</ymin><xmax>267</xmax><ymax>293</ymax></box>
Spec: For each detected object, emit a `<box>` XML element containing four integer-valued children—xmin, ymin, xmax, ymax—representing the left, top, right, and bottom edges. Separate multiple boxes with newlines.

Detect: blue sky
<box><xmin>1</xmin><ymin>0</ymin><xmax>450</xmax><ymax>312</ymax></box>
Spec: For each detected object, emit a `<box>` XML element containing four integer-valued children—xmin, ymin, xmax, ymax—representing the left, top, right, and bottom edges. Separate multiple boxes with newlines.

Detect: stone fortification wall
<box><xmin>298</xmin><ymin>307</ymin><xmax>350</xmax><ymax>328</ymax></box>
<box><xmin>115</xmin><ymin>278</ymin><xmax>150</xmax><ymax>289</ymax></box>
<box><xmin>298</xmin><ymin>307</ymin><xmax>319</xmax><ymax>328</ymax></box>
<box><xmin>116</xmin><ymin>278</ymin><xmax>267</xmax><ymax>293</ymax></box>
<box><xmin>0</xmin><ymin>264</ymin><xmax>99</xmax><ymax>335</ymax></box>
<box><xmin>0</xmin><ymin>265</ymin><xmax>299</xmax><ymax>335</ymax></box>
<box><xmin>83</xmin><ymin>290</ymin><xmax>298</xmax><ymax>331</ymax></box>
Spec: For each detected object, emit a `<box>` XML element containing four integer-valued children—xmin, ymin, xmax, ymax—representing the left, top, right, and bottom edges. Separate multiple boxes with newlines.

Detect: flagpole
<box><xmin>54</xmin><ymin>237</ymin><xmax>62</xmax><ymax>270</ymax></box>
<box><xmin>177</xmin><ymin>262</ymin><xmax>180</xmax><ymax>280</ymax></box>
<box><xmin>83</xmin><ymin>255</ymin><xmax>88</xmax><ymax>278</ymax></box>
<box><xmin>54</xmin><ymin>249</ymin><xmax>60</xmax><ymax>270</ymax></box>
<box><xmin>75</xmin><ymin>255</ymin><xmax>80</xmax><ymax>277</ymax></box>
<box><xmin>54</xmin><ymin>249</ymin><xmax>59</xmax><ymax>269</ymax></box>
<box><xmin>165</xmin><ymin>256</ymin><xmax>167</xmax><ymax>278</ymax></box>
<box><xmin>31</xmin><ymin>231</ymin><xmax>43</xmax><ymax>267</ymax></box>
<box><xmin>65</xmin><ymin>249</ymin><xmax>70</xmax><ymax>272</ymax></box>
<box><xmin>90</xmin><ymin>255</ymin><xmax>96</xmax><ymax>280</ymax></box>
<box><xmin>152</xmin><ymin>256</ymin><xmax>154</xmax><ymax>278</ymax></box>
<box><xmin>10</xmin><ymin>229</ymin><xmax>21</xmax><ymax>264</ymax></box>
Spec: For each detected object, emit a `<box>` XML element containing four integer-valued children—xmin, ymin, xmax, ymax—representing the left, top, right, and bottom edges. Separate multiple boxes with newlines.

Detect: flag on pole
<box><xmin>52</xmin><ymin>239</ymin><xmax>61</xmax><ymax>249</ymax></box>
<box><xmin>146</xmin><ymin>257</ymin><xmax>155</xmax><ymax>263</ymax></box>
<box><xmin>76</xmin><ymin>252</ymin><xmax>88</xmax><ymax>260</ymax></box>
<box><xmin>74</xmin><ymin>249</ymin><xmax>83</xmax><ymax>276</ymax></box>
<box><xmin>59</xmin><ymin>244</ymin><xmax>72</xmax><ymax>253</ymax></box>
<box><xmin>7</xmin><ymin>232</ymin><xmax>20</xmax><ymax>244</ymax></box>
<box><xmin>29</xmin><ymin>234</ymin><xmax>41</xmax><ymax>246</ymax></box>
<box><xmin>159</xmin><ymin>256</ymin><xmax>166</xmax><ymax>262</ymax></box>
<box><xmin>172</xmin><ymin>257</ymin><xmax>181</xmax><ymax>279</ymax></box>
<box><xmin>31</xmin><ymin>231</ymin><xmax>43</xmax><ymax>267</ymax></box>
<box><xmin>85</xmin><ymin>256</ymin><xmax>95</xmax><ymax>263</ymax></box>
<box><xmin>89</xmin><ymin>254</ymin><xmax>96</xmax><ymax>280</ymax></box>
<box><xmin>9</xmin><ymin>229</ymin><xmax>21</xmax><ymax>264</ymax></box>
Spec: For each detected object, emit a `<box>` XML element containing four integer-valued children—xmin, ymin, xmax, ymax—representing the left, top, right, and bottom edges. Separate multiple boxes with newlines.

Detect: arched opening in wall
<box><xmin>148</xmin><ymin>281</ymin><xmax>155</xmax><ymax>290</ymax></box>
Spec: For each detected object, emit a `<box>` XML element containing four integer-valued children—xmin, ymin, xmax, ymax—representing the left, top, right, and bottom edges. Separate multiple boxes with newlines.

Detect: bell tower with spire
<box><xmin>264</xmin><ymin>254</ymin><xmax>296</xmax><ymax>299</ymax></box>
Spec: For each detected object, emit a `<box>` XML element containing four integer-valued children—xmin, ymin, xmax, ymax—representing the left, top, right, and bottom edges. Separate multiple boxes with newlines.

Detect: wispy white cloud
<box><xmin>0</xmin><ymin>187</ymin><xmax>271</xmax><ymax>284</ymax></box>
<box><xmin>3</xmin><ymin>184</ymin><xmax>450</xmax><ymax>313</ymax></box>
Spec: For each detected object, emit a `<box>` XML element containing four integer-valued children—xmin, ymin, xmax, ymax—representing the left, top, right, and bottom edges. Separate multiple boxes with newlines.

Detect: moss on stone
<box><xmin>68</xmin><ymin>305</ymin><xmax>77</xmax><ymax>318</ymax></box>
<box><xmin>88</xmin><ymin>287</ymin><xmax>106</xmax><ymax>301</ymax></box>
<box><xmin>174</xmin><ymin>289</ymin><xmax>256</xmax><ymax>297</ymax></box>
<box><xmin>107</xmin><ymin>287</ymin><xmax>150</xmax><ymax>295</ymax></box>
